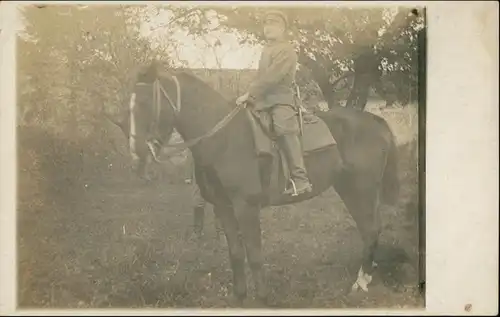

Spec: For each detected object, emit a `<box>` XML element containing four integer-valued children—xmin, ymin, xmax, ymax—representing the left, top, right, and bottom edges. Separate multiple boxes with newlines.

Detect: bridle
<box><xmin>129</xmin><ymin>73</ymin><xmax>181</xmax><ymax>163</ymax></box>
<box><xmin>129</xmin><ymin>72</ymin><xmax>246</xmax><ymax>164</ymax></box>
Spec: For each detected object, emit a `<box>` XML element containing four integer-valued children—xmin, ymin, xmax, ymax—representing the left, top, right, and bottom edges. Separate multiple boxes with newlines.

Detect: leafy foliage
<box><xmin>18</xmin><ymin>4</ymin><xmax>174</xmax><ymax>138</ymax></box>
<box><xmin>17</xmin><ymin>4</ymin><xmax>182</xmax><ymax>207</ymax></box>
<box><xmin>167</xmin><ymin>5</ymin><xmax>425</xmax><ymax>107</ymax></box>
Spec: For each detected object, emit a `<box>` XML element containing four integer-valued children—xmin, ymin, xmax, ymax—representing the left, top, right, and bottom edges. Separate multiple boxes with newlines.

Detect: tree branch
<box><xmin>148</xmin><ymin>7</ymin><xmax>202</xmax><ymax>32</ymax></box>
<box><xmin>297</xmin><ymin>48</ymin><xmax>335</xmax><ymax>103</ymax></box>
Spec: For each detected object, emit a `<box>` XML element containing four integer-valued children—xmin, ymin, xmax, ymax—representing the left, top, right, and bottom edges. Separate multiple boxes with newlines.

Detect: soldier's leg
<box><xmin>272</xmin><ymin>105</ymin><xmax>312</xmax><ymax>195</ymax></box>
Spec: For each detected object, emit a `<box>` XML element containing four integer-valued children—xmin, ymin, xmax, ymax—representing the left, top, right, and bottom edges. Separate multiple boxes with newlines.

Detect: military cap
<box><xmin>263</xmin><ymin>10</ymin><xmax>289</xmax><ymax>29</ymax></box>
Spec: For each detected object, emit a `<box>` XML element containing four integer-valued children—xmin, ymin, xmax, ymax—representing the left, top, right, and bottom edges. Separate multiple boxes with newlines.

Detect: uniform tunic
<box><xmin>248</xmin><ymin>39</ymin><xmax>300</xmax><ymax>136</ymax></box>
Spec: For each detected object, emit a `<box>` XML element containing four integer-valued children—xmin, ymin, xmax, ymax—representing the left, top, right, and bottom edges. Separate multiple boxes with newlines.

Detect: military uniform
<box><xmin>247</xmin><ymin>10</ymin><xmax>312</xmax><ymax>195</ymax></box>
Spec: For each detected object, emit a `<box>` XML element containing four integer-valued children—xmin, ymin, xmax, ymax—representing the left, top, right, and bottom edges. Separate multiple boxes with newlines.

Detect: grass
<box><xmin>17</xmin><ymin>101</ymin><xmax>423</xmax><ymax>309</ymax></box>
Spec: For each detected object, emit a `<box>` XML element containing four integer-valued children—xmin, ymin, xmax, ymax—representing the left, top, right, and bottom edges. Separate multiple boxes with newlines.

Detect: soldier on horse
<box><xmin>124</xmin><ymin>9</ymin><xmax>401</xmax><ymax>301</ymax></box>
<box><xmin>236</xmin><ymin>10</ymin><xmax>313</xmax><ymax>196</ymax></box>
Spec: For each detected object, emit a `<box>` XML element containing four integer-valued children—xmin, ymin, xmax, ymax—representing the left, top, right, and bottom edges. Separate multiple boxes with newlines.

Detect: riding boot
<box><xmin>279</xmin><ymin>133</ymin><xmax>313</xmax><ymax>196</ymax></box>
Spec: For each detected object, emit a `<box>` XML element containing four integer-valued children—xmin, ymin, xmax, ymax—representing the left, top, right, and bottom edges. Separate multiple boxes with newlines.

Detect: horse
<box><xmin>126</xmin><ymin>61</ymin><xmax>400</xmax><ymax>304</ymax></box>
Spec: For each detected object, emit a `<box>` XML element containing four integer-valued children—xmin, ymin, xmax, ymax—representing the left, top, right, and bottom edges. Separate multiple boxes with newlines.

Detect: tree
<box><xmin>165</xmin><ymin>5</ymin><xmax>424</xmax><ymax>110</ymax></box>
<box><xmin>18</xmin><ymin>4</ymin><xmax>177</xmax><ymax>143</ymax></box>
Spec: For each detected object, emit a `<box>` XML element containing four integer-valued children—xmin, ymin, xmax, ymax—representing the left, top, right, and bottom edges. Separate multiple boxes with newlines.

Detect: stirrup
<box><xmin>284</xmin><ymin>179</ymin><xmax>312</xmax><ymax>196</ymax></box>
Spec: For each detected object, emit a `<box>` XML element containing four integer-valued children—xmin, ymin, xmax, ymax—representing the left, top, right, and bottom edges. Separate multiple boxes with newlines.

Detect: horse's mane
<box><xmin>135</xmin><ymin>63</ymin><xmax>232</xmax><ymax>106</ymax></box>
<box><xmin>172</xmin><ymin>69</ymin><xmax>208</xmax><ymax>86</ymax></box>
<box><xmin>166</xmin><ymin>68</ymin><xmax>232</xmax><ymax>104</ymax></box>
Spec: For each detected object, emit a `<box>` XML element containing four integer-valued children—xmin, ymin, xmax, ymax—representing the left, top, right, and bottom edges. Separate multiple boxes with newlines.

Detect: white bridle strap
<box><xmin>133</xmin><ymin>75</ymin><xmax>181</xmax><ymax>140</ymax></box>
<box><xmin>155</xmin><ymin>75</ymin><xmax>181</xmax><ymax>114</ymax></box>
<box><xmin>135</xmin><ymin>76</ymin><xmax>180</xmax><ymax>110</ymax></box>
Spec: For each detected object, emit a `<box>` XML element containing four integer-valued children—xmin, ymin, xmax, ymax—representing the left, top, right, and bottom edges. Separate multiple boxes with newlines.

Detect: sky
<box><xmin>140</xmin><ymin>7</ymin><xmax>262</xmax><ymax>70</ymax></box>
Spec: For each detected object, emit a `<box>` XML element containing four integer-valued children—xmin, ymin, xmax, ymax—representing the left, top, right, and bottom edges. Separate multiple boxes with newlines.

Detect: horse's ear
<box><xmin>136</xmin><ymin>59</ymin><xmax>160</xmax><ymax>82</ymax></box>
<box><xmin>148</xmin><ymin>59</ymin><xmax>160</xmax><ymax>77</ymax></box>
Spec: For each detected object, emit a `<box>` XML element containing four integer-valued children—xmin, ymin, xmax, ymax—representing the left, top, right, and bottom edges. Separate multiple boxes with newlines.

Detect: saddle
<box><xmin>245</xmin><ymin>107</ymin><xmax>337</xmax><ymax>196</ymax></box>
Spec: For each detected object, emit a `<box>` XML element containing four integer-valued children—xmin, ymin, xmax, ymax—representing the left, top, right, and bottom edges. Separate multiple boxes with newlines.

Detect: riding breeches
<box><xmin>270</xmin><ymin>104</ymin><xmax>311</xmax><ymax>188</ymax></box>
<box><xmin>271</xmin><ymin>104</ymin><xmax>300</xmax><ymax>136</ymax></box>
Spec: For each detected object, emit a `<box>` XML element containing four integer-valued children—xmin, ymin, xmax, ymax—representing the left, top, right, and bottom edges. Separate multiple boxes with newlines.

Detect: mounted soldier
<box><xmin>236</xmin><ymin>10</ymin><xmax>313</xmax><ymax>196</ymax></box>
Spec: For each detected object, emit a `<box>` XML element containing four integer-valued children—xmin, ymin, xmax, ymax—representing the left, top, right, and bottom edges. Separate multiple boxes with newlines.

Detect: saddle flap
<box><xmin>301</xmin><ymin>114</ymin><xmax>337</xmax><ymax>155</ymax></box>
<box><xmin>246</xmin><ymin>108</ymin><xmax>338</xmax><ymax>201</ymax></box>
<box><xmin>246</xmin><ymin>109</ymin><xmax>336</xmax><ymax>158</ymax></box>
<box><xmin>245</xmin><ymin>109</ymin><xmax>274</xmax><ymax>157</ymax></box>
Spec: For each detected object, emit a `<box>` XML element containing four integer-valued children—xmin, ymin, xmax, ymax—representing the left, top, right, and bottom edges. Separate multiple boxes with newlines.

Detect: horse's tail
<box><xmin>381</xmin><ymin>133</ymin><xmax>400</xmax><ymax>206</ymax></box>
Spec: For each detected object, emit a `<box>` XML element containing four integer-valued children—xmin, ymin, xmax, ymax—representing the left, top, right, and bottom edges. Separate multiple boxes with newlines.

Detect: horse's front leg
<box><xmin>192</xmin><ymin>205</ymin><xmax>205</xmax><ymax>240</ymax></box>
<box><xmin>191</xmin><ymin>183</ymin><xmax>206</xmax><ymax>239</ymax></box>
<box><xmin>213</xmin><ymin>211</ymin><xmax>224</xmax><ymax>242</ymax></box>
<box><xmin>232</xmin><ymin>196</ymin><xmax>268</xmax><ymax>303</ymax></box>
<box><xmin>213</xmin><ymin>203</ymin><xmax>248</xmax><ymax>303</ymax></box>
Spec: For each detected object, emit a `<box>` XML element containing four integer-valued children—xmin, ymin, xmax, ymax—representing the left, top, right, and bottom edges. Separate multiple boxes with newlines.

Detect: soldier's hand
<box><xmin>236</xmin><ymin>92</ymin><xmax>249</xmax><ymax>106</ymax></box>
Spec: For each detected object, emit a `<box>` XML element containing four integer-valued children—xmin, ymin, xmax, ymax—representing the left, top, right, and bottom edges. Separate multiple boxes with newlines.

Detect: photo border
<box><xmin>1</xmin><ymin>1</ymin><xmax>498</xmax><ymax>315</ymax></box>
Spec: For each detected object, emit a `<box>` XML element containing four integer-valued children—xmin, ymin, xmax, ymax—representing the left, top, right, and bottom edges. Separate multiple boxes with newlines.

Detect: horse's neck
<box><xmin>168</xmin><ymin>74</ymin><xmax>232</xmax><ymax>142</ymax></box>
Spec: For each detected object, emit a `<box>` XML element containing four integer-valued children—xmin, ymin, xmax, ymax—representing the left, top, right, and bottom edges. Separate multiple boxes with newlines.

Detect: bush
<box><xmin>18</xmin><ymin>126</ymin><xmax>85</xmax><ymax>214</ymax></box>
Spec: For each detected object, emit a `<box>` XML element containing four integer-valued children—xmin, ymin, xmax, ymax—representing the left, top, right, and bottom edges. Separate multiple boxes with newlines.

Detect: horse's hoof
<box><xmin>352</xmin><ymin>281</ymin><xmax>369</xmax><ymax>292</ymax></box>
<box><xmin>255</xmin><ymin>295</ymin><xmax>269</xmax><ymax>307</ymax></box>
<box><xmin>194</xmin><ymin>231</ymin><xmax>203</xmax><ymax>241</ymax></box>
<box><xmin>352</xmin><ymin>266</ymin><xmax>373</xmax><ymax>292</ymax></box>
<box><xmin>351</xmin><ymin>282</ymin><xmax>359</xmax><ymax>292</ymax></box>
<box><xmin>229</xmin><ymin>294</ymin><xmax>246</xmax><ymax>307</ymax></box>
<box><xmin>185</xmin><ymin>231</ymin><xmax>203</xmax><ymax>244</ymax></box>
<box><xmin>216</xmin><ymin>234</ymin><xmax>226</xmax><ymax>245</ymax></box>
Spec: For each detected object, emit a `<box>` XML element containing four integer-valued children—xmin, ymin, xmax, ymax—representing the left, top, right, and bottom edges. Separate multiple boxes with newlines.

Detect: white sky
<box><xmin>140</xmin><ymin>7</ymin><xmax>262</xmax><ymax>70</ymax></box>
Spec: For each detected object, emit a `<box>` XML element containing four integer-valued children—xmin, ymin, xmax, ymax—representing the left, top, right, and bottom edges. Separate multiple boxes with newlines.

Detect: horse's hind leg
<box><xmin>334</xmin><ymin>172</ymin><xmax>381</xmax><ymax>292</ymax></box>
<box><xmin>353</xmin><ymin>192</ymin><xmax>381</xmax><ymax>292</ymax></box>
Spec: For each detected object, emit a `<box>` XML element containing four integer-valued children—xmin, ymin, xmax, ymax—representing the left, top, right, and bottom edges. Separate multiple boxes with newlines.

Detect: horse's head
<box><xmin>128</xmin><ymin>60</ymin><xmax>179</xmax><ymax>179</ymax></box>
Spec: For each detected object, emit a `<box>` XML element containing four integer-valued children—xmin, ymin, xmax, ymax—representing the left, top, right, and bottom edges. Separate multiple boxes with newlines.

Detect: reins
<box><xmin>138</xmin><ymin>73</ymin><xmax>245</xmax><ymax>164</ymax></box>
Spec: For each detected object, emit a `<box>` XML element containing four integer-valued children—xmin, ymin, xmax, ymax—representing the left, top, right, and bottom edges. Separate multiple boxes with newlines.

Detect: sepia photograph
<box><xmin>1</xmin><ymin>1</ymin><xmax>497</xmax><ymax>314</ymax></box>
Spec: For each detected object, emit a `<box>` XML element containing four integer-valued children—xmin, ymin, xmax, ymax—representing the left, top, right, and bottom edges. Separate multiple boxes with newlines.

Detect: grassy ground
<box><xmin>17</xmin><ymin>101</ymin><xmax>423</xmax><ymax>309</ymax></box>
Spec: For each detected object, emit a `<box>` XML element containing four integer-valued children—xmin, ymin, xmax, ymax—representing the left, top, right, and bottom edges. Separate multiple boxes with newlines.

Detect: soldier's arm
<box><xmin>248</xmin><ymin>46</ymin><xmax>297</xmax><ymax>102</ymax></box>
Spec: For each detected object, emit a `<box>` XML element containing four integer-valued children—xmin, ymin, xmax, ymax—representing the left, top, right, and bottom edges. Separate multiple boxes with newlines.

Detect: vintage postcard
<box><xmin>1</xmin><ymin>1</ymin><xmax>498</xmax><ymax>315</ymax></box>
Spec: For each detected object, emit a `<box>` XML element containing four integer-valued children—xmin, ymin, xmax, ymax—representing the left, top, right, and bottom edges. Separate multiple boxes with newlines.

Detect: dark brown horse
<box><xmin>126</xmin><ymin>62</ymin><xmax>400</xmax><ymax>304</ymax></box>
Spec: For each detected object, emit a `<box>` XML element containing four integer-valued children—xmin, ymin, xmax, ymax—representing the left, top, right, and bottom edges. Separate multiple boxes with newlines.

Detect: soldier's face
<box><xmin>263</xmin><ymin>18</ymin><xmax>285</xmax><ymax>40</ymax></box>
